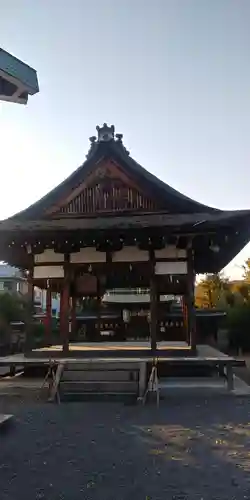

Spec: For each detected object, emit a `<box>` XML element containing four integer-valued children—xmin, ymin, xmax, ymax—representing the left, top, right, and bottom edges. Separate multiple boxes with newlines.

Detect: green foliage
<box><xmin>0</xmin><ymin>292</ymin><xmax>30</xmax><ymax>346</ymax></box>
<box><xmin>195</xmin><ymin>261</ymin><xmax>250</xmax><ymax>352</ymax></box>
<box><xmin>226</xmin><ymin>304</ymin><xmax>250</xmax><ymax>352</ymax></box>
<box><xmin>237</xmin><ymin>283</ymin><xmax>250</xmax><ymax>302</ymax></box>
<box><xmin>29</xmin><ymin>322</ymin><xmax>46</xmax><ymax>348</ymax></box>
<box><xmin>242</xmin><ymin>258</ymin><xmax>250</xmax><ymax>283</ymax></box>
<box><xmin>31</xmin><ymin>322</ymin><xmax>45</xmax><ymax>339</ymax></box>
<box><xmin>0</xmin><ymin>292</ymin><xmax>27</xmax><ymax>323</ymax></box>
<box><xmin>224</xmin><ymin>290</ymin><xmax>236</xmax><ymax>308</ymax></box>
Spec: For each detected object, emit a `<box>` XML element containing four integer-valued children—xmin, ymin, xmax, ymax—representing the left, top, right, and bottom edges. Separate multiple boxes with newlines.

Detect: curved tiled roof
<box><xmin>9</xmin><ymin>125</ymin><xmax>219</xmax><ymax>220</ymax></box>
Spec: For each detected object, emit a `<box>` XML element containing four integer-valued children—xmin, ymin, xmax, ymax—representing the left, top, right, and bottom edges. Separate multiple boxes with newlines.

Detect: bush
<box><xmin>0</xmin><ymin>292</ymin><xmax>26</xmax><ymax>323</ymax></box>
<box><xmin>31</xmin><ymin>322</ymin><xmax>45</xmax><ymax>339</ymax></box>
<box><xmin>226</xmin><ymin>304</ymin><xmax>250</xmax><ymax>352</ymax></box>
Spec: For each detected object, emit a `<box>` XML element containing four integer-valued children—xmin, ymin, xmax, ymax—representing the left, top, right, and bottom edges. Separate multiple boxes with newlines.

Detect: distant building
<box><xmin>0</xmin><ymin>264</ymin><xmax>28</xmax><ymax>294</ymax></box>
<box><xmin>0</xmin><ymin>265</ymin><xmax>60</xmax><ymax>313</ymax></box>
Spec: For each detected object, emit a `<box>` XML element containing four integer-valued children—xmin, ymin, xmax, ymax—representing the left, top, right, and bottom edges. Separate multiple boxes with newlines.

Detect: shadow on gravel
<box><xmin>0</xmin><ymin>398</ymin><xmax>250</xmax><ymax>499</ymax></box>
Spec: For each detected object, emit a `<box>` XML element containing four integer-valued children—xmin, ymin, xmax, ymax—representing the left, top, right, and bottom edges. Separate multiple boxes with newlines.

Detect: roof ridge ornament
<box><xmin>86</xmin><ymin>124</ymin><xmax>129</xmax><ymax>158</ymax></box>
<box><xmin>115</xmin><ymin>133</ymin><xmax>123</xmax><ymax>141</ymax></box>
<box><xmin>86</xmin><ymin>135</ymin><xmax>98</xmax><ymax>159</ymax></box>
<box><xmin>115</xmin><ymin>132</ymin><xmax>130</xmax><ymax>156</ymax></box>
<box><xmin>96</xmin><ymin>123</ymin><xmax>115</xmax><ymax>142</ymax></box>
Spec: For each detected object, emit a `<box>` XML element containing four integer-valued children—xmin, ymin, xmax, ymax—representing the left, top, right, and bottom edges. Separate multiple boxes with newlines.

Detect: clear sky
<box><xmin>1</xmin><ymin>0</ymin><xmax>250</xmax><ymax>278</ymax></box>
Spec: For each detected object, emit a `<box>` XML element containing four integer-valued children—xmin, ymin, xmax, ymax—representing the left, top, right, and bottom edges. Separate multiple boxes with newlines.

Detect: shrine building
<box><xmin>0</xmin><ymin>123</ymin><xmax>249</xmax><ymax>357</ymax></box>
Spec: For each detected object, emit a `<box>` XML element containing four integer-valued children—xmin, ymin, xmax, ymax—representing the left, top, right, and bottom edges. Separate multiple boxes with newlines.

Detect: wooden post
<box><xmin>182</xmin><ymin>296</ymin><xmax>189</xmax><ymax>344</ymax></box>
<box><xmin>59</xmin><ymin>291</ymin><xmax>63</xmax><ymax>335</ymax></box>
<box><xmin>96</xmin><ymin>277</ymin><xmax>101</xmax><ymax>340</ymax></box>
<box><xmin>60</xmin><ymin>255</ymin><xmax>70</xmax><ymax>354</ymax></box>
<box><xmin>24</xmin><ymin>270</ymin><xmax>34</xmax><ymax>354</ymax></box>
<box><xmin>149</xmin><ymin>250</ymin><xmax>157</xmax><ymax>354</ymax></box>
<box><xmin>150</xmin><ymin>276</ymin><xmax>157</xmax><ymax>353</ymax></box>
<box><xmin>45</xmin><ymin>282</ymin><xmax>52</xmax><ymax>343</ymax></box>
<box><xmin>226</xmin><ymin>363</ymin><xmax>234</xmax><ymax>391</ymax></box>
<box><xmin>187</xmin><ymin>242</ymin><xmax>196</xmax><ymax>350</ymax></box>
<box><xmin>71</xmin><ymin>295</ymin><xmax>77</xmax><ymax>338</ymax></box>
<box><xmin>139</xmin><ymin>361</ymin><xmax>147</xmax><ymax>398</ymax></box>
<box><xmin>60</xmin><ymin>283</ymin><xmax>70</xmax><ymax>353</ymax></box>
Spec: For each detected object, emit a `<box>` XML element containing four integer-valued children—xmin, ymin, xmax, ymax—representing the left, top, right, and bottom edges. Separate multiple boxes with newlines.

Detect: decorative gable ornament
<box><xmin>96</xmin><ymin>123</ymin><xmax>115</xmax><ymax>142</ymax></box>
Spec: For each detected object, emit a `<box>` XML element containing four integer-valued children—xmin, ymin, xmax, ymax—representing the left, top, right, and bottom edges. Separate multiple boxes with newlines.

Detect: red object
<box><xmin>71</xmin><ymin>296</ymin><xmax>76</xmax><ymax>335</ymax></box>
<box><xmin>60</xmin><ymin>283</ymin><xmax>70</xmax><ymax>351</ymax></box>
<box><xmin>45</xmin><ymin>288</ymin><xmax>52</xmax><ymax>336</ymax></box>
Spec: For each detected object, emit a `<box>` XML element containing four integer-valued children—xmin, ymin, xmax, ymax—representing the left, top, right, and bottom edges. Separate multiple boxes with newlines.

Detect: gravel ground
<box><xmin>1</xmin><ymin>397</ymin><xmax>250</xmax><ymax>500</ymax></box>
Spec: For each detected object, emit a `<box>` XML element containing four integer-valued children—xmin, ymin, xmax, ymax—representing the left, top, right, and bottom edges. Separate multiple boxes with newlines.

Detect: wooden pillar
<box><xmin>24</xmin><ymin>270</ymin><xmax>34</xmax><ymax>353</ymax></box>
<box><xmin>149</xmin><ymin>250</ymin><xmax>157</xmax><ymax>354</ymax></box>
<box><xmin>60</xmin><ymin>255</ymin><xmax>70</xmax><ymax>353</ymax></box>
<box><xmin>187</xmin><ymin>242</ymin><xmax>196</xmax><ymax>350</ymax></box>
<box><xmin>96</xmin><ymin>277</ymin><xmax>101</xmax><ymax>340</ymax></box>
<box><xmin>45</xmin><ymin>281</ymin><xmax>52</xmax><ymax>342</ymax></box>
<box><xmin>60</xmin><ymin>283</ymin><xmax>70</xmax><ymax>353</ymax></box>
<box><xmin>59</xmin><ymin>291</ymin><xmax>63</xmax><ymax>332</ymax></box>
<box><xmin>182</xmin><ymin>296</ymin><xmax>189</xmax><ymax>344</ymax></box>
<box><xmin>71</xmin><ymin>295</ymin><xmax>77</xmax><ymax>338</ymax></box>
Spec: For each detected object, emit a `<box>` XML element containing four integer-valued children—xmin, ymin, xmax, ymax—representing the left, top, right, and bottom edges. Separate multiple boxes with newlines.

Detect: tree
<box><xmin>237</xmin><ymin>284</ymin><xmax>250</xmax><ymax>303</ymax></box>
<box><xmin>194</xmin><ymin>259</ymin><xmax>250</xmax><ymax>352</ymax></box>
<box><xmin>195</xmin><ymin>273</ymin><xmax>229</xmax><ymax>308</ymax></box>
<box><xmin>0</xmin><ymin>292</ymin><xmax>27</xmax><ymax>323</ymax></box>
<box><xmin>242</xmin><ymin>258</ymin><xmax>250</xmax><ymax>283</ymax></box>
<box><xmin>0</xmin><ymin>292</ymin><xmax>29</xmax><ymax>346</ymax></box>
<box><xmin>224</xmin><ymin>259</ymin><xmax>250</xmax><ymax>352</ymax></box>
<box><xmin>224</xmin><ymin>290</ymin><xmax>236</xmax><ymax>308</ymax></box>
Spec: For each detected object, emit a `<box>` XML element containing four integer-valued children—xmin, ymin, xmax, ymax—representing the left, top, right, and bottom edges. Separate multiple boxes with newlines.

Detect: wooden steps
<box><xmin>61</xmin><ymin>381</ymin><xmax>139</xmax><ymax>392</ymax></box>
<box><xmin>62</xmin><ymin>393</ymin><xmax>137</xmax><ymax>403</ymax></box>
<box><xmin>59</xmin><ymin>361</ymin><xmax>143</xmax><ymax>402</ymax></box>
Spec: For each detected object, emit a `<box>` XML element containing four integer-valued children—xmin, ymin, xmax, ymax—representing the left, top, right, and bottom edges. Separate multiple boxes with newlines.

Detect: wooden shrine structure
<box><xmin>0</xmin><ymin>123</ymin><xmax>249</xmax><ymax>356</ymax></box>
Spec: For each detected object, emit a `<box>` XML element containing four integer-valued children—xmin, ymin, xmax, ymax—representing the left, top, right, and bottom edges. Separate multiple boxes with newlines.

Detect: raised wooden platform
<box><xmin>0</xmin><ymin>344</ymin><xmax>245</xmax><ymax>399</ymax></box>
<box><xmin>28</xmin><ymin>341</ymin><xmax>195</xmax><ymax>359</ymax></box>
<box><xmin>0</xmin><ymin>343</ymin><xmax>244</xmax><ymax>368</ymax></box>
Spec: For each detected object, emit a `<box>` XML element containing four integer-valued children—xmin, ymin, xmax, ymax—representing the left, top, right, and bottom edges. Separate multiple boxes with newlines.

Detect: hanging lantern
<box><xmin>122</xmin><ymin>309</ymin><xmax>130</xmax><ymax>324</ymax></box>
<box><xmin>26</xmin><ymin>243</ymin><xmax>32</xmax><ymax>254</ymax></box>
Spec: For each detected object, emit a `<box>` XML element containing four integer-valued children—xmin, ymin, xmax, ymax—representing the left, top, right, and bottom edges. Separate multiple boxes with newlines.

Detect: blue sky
<box><xmin>1</xmin><ymin>0</ymin><xmax>250</xmax><ymax>278</ymax></box>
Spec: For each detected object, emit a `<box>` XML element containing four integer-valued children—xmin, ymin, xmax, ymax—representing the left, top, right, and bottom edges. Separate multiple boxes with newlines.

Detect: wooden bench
<box><xmin>153</xmin><ymin>356</ymin><xmax>245</xmax><ymax>391</ymax></box>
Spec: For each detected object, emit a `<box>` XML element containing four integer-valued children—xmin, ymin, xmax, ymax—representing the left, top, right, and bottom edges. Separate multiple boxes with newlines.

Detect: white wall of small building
<box><xmin>34</xmin><ymin>288</ymin><xmax>60</xmax><ymax>315</ymax></box>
